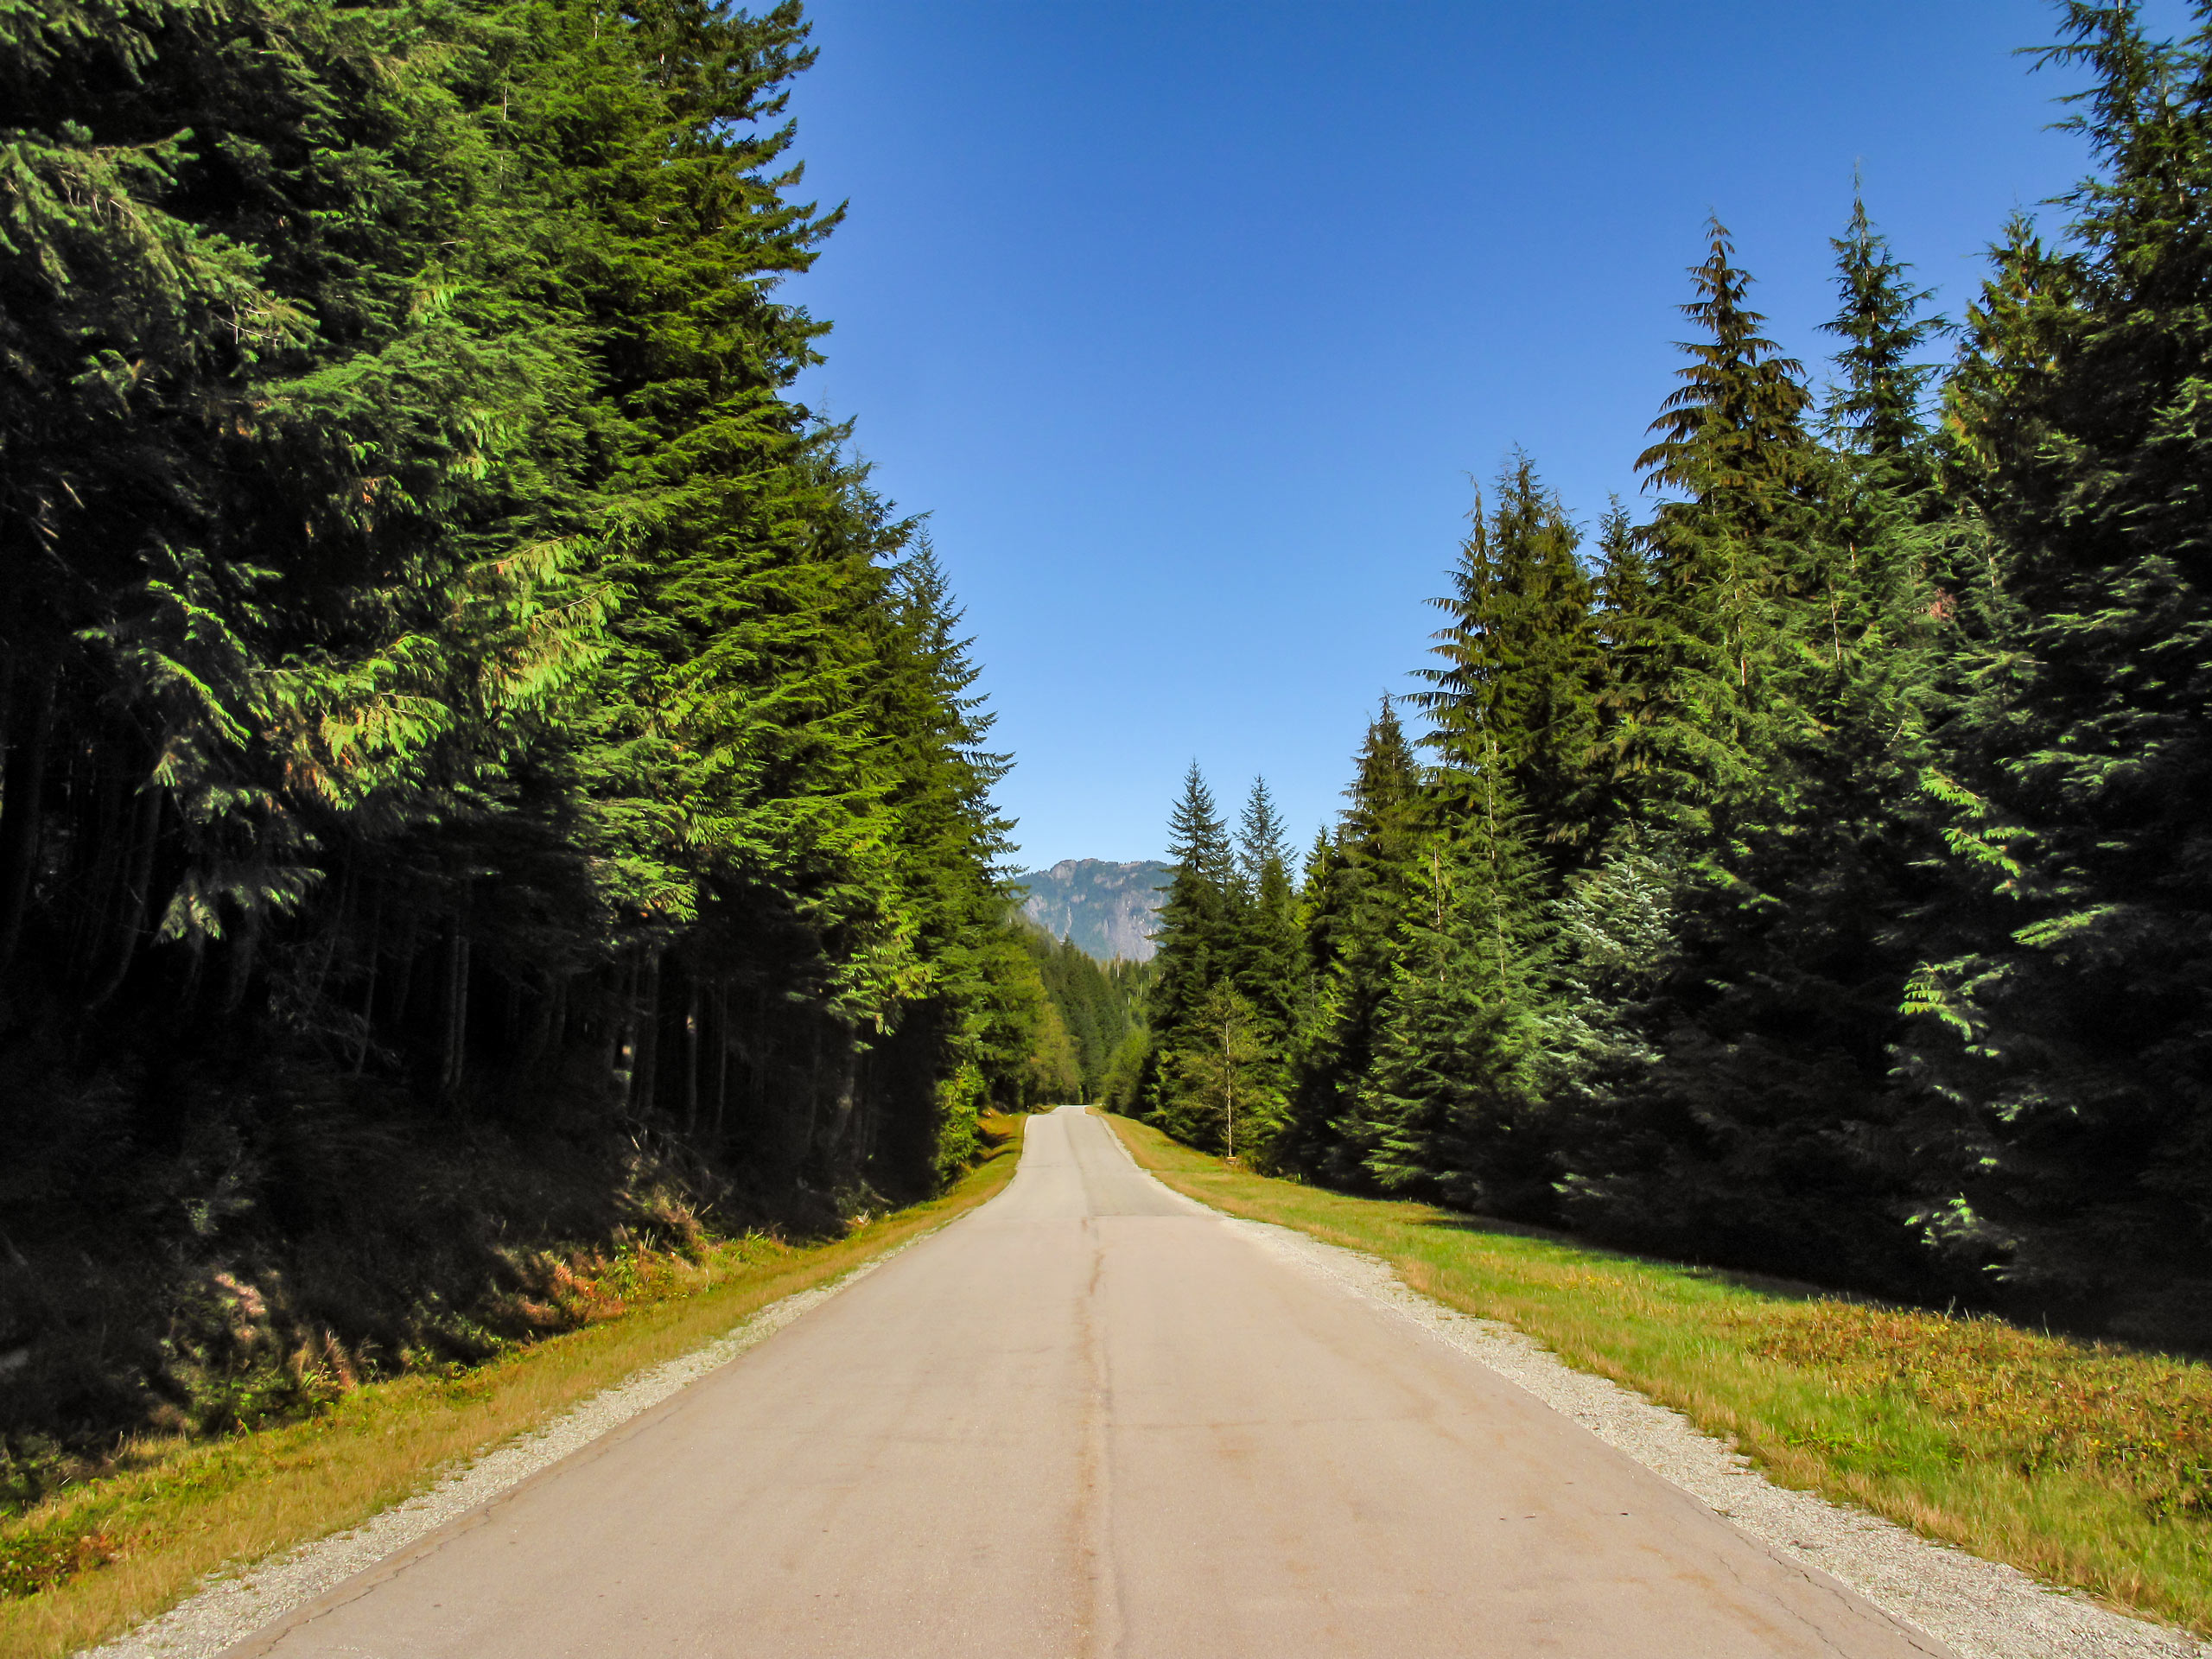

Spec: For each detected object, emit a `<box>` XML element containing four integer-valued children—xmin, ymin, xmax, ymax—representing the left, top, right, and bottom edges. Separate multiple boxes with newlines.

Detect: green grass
<box><xmin>1104</xmin><ymin>1112</ymin><xmax>2212</xmax><ymax>1637</ymax></box>
<box><xmin>0</xmin><ymin>1116</ymin><xmax>1027</xmax><ymax>1659</ymax></box>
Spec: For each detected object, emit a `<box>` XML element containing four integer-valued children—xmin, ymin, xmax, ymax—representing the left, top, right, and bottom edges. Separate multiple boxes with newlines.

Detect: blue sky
<box><xmin>784</xmin><ymin>2</ymin><xmax>2173</xmax><ymax>869</ymax></box>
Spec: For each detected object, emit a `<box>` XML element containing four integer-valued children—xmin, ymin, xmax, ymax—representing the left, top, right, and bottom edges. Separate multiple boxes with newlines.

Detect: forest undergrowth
<box><xmin>1107</xmin><ymin>1113</ymin><xmax>2212</xmax><ymax>1637</ymax></box>
<box><xmin>0</xmin><ymin>1115</ymin><xmax>1024</xmax><ymax>1659</ymax></box>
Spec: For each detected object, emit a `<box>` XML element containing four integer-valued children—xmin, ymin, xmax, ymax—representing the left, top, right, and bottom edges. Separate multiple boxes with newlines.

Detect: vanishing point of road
<box><xmin>222</xmin><ymin>1106</ymin><xmax>1948</xmax><ymax>1658</ymax></box>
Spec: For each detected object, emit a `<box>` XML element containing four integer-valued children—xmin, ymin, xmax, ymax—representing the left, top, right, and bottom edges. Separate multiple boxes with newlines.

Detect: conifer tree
<box><xmin>1233</xmin><ymin>777</ymin><xmax>1300</xmax><ymax>1042</ymax></box>
<box><xmin>1626</xmin><ymin>219</ymin><xmax>1821</xmax><ymax>829</ymax></box>
<box><xmin>1415</xmin><ymin>458</ymin><xmax>1605</xmax><ymax>876</ymax></box>
<box><xmin>1537</xmin><ymin>206</ymin><xmax>1951</xmax><ymax>1291</ymax></box>
<box><xmin>1821</xmin><ymin>191</ymin><xmax>1946</xmax><ymax>461</ymax></box>
<box><xmin>1587</xmin><ymin>499</ymin><xmax>1666</xmax><ymax>839</ymax></box>
<box><xmin>1639</xmin><ymin>219</ymin><xmax>1818</xmax><ymax>538</ymax></box>
<box><xmin>1283</xmin><ymin>702</ymin><xmax>1426</xmax><ymax>1182</ymax></box>
<box><xmin>1904</xmin><ymin>3</ymin><xmax>2212</xmax><ymax>1332</ymax></box>
<box><xmin>1360</xmin><ymin>768</ymin><xmax>1550</xmax><ymax>1214</ymax></box>
<box><xmin>1141</xmin><ymin>763</ymin><xmax>1236</xmax><ymax>1120</ymax></box>
<box><xmin>1159</xmin><ymin>981</ymin><xmax>1281</xmax><ymax>1162</ymax></box>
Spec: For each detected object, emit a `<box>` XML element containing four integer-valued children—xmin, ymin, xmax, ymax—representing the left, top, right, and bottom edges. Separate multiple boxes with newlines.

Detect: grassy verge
<box><xmin>1103</xmin><ymin>1112</ymin><xmax>2212</xmax><ymax>1637</ymax></box>
<box><xmin>0</xmin><ymin>1116</ymin><xmax>1027</xmax><ymax>1659</ymax></box>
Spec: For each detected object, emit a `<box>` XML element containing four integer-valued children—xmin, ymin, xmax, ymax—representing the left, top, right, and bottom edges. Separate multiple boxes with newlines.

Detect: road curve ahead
<box><xmin>226</xmin><ymin>1107</ymin><xmax>1948</xmax><ymax>1659</ymax></box>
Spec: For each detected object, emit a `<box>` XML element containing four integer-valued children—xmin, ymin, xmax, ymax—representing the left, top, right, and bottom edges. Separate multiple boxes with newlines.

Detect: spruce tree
<box><xmin>1158</xmin><ymin>981</ymin><xmax>1281</xmax><ymax>1162</ymax></box>
<box><xmin>1414</xmin><ymin>457</ymin><xmax>1605</xmax><ymax>877</ymax></box>
<box><xmin>1627</xmin><ymin>219</ymin><xmax>1821</xmax><ymax>829</ymax></box>
<box><xmin>1821</xmin><ymin>191</ymin><xmax>1946</xmax><ymax>461</ymax></box>
<box><xmin>1284</xmin><ymin>702</ymin><xmax>1426</xmax><ymax>1182</ymax></box>
<box><xmin>1540</xmin><ymin>206</ymin><xmax>1951</xmax><ymax>1292</ymax></box>
<box><xmin>1639</xmin><ymin>219</ymin><xmax>1817</xmax><ymax>537</ymax></box>
<box><xmin>1904</xmin><ymin>3</ymin><xmax>2212</xmax><ymax>1334</ymax></box>
<box><xmin>1587</xmin><ymin>499</ymin><xmax>1666</xmax><ymax>840</ymax></box>
<box><xmin>1141</xmin><ymin>763</ymin><xmax>1236</xmax><ymax>1118</ymax></box>
<box><xmin>1233</xmin><ymin>777</ymin><xmax>1300</xmax><ymax>1044</ymax></box>
<box><xmin>1361</xmin><ymin>769</ymin><xmax>1550</xmax><ymax>1214</ymax></box>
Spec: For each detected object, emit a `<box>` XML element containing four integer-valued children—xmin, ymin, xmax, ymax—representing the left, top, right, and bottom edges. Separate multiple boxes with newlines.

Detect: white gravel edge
<box><xmin>1224</xmin><ymin>1214</ymin><xmax>2208</xmax><ymax>1659</ymax></box>
<box><xmin>79</xmin><ymin>1225</ymin><xmax>946</xmax><ymax>1659</ymax></box>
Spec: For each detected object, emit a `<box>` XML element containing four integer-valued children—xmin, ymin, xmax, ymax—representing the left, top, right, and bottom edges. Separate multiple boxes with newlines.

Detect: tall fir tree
<box><xmin>1624</xmin><ymin>219</ymin><xmax>1821</xmax><ymax>830</ymax></box>
<box><xmin>1158</xmin><ymin>979</ymin><xmax>1281</xmax><ymax>1162</ymax></box>
<box><xmin>1283</xmin><ymin>701</ymin><xmax>1426</xmax><ymax>1182</ymax></box>
<box><xmin>1233</xmin><ymin>776</ymin><xmax>1300</xmax><ymax>1044</ymax></box>
<box><xmin>1360</xmin><ymin>766</ymin><xmax>1550</xmax><ymax>1214</ymax></box>
<box><xmin>1587</xmin><ymin>499</ymin><xmax>1666</xmax><ymax>838</ymax></box>
<box><xmin>1821</xmin><ymin>191</ymin><xmax>1947</xmax><ymax>461</ymax></box>
<box><xmin>1141</xmin><ymin>762</ymin><xmax>1236</xmax><ymax>1118</ymax></box>
<box><xmin>1904</xmin><ymin>3</ymin><xmax>2212</xmax><ymax>1338</ymax></box>
<box><xmin>1537</xmin><ymin>206</ymin><xmax>1953</xmax><ymax>1293</ymax></box>
<box><xmin>1414</xmin><ymin>458</ymin><xmax>1606</xmax><ymax>878</ymax></box>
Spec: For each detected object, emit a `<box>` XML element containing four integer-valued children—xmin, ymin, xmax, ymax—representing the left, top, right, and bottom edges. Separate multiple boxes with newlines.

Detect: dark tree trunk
<box><xmin>353</xmin><ymin>882</ymin><xmax>383</xmax><ymax>1074</ymax></box>
<box><xmin>609</xmin><ymin>950</ymin><xmax>636</xmax><ymax>1097</ymax></box>
<box><xmin>712</xmin><ymin>983</ymin><xmax>731</xmax><ymax>1149</ymax></box>
<box><xmin>70</xmin><ymin>750</ymin><xmax>126</xmax><ymax>985</ymax></box>
<box><xmin>0</xmin><ymin>671</ymin><xmax>55</xmax><ymax>974</ymax></box>
<box><xmin>85</xmin><ymin>778</ymin><xmax>162</xmax><ymax>1010</ymax></box>
<box><xmin>683</xmin><ymin>975</ymin><xmax>701</xmax><ymax>1134</ymax></box>
<box><xmin>442</xmin><ymin>925</ymin><xmax>470</xmax><ymax>1096</ymax></box>
<box><xmin>631</xmin><ymin>950</ymin><xmax>660</xmax><ymax>1116</ymax></box>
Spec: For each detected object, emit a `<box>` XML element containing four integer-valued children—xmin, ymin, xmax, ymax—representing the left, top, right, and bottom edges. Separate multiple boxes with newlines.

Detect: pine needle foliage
<box><xmin>1900</xmin><ymin>1</ymin><xmax>2212</xmax><ymax>1338</ymax></box>
<box><xmin>0</xmin><ymin>0</ymin><xmax>1039</xmax><ymax>1475</ymax></box>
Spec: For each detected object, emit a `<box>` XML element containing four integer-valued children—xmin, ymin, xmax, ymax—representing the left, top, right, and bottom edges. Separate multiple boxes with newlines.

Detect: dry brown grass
<box><xmin>1104</xmin><ymin>1111</ymin><xmax>2212</xmax><ymax>1637</ymax></box>
<box><xmin>0</xmin><ymin>1116</ymin><xmax>1025</xmax><ymax>1659</ymax></box>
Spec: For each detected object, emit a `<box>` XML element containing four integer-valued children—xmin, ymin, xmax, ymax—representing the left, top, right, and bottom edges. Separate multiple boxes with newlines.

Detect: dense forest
<box><xmin>1137</xmin><ymin>4</ymin><xmax>2212</xmax><ymax>1350</ymax></box>
<box><xmin>1014</xmin><ymin>921</ymin><xmax>1149</xmax><ymax>1107</ymax></box>
<box><xmin>0</xmin><ymin>0</ymin><xmax>1069</xmax><ymax>1489</ymax></box>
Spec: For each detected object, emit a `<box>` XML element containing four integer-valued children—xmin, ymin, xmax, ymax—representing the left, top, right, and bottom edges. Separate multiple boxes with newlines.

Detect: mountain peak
<box><xmin>1015</xmin><ymin>859</ymin><xmax>1171</xmax><ymax>963</ymax></box>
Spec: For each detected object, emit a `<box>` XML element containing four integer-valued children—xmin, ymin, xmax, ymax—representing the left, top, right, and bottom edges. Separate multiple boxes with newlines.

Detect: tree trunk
<box><xmin>85</xmin><ymin>779</ymin><xmax>162</xmax><ymax>1010</ymax></box>
<box><xmin>353</xmin><ymin>883</ymin><xmax>384</xmax><ymax>1075</ymax></box>
<box><xmin>631</xmin><ymin>950</ymin><xmax>661</xmax><ymax>1116</ymax></box>
<box><xmin>0</xmin><ymin>671</ymin><xmax>55</xmax><ymax>974</ymax></box>
<box><xmin>518</xmin><ymin>969</ymin><xmax>557</xmax><ymax>1076</ymax></box>
<box><xmin>712</xmin><ymin>983</ymin><xmax>731</xmax><ymax>1149</ymax></box>
<box><xmin>221</xmin><ymin>918</ymin><xmax>258</xmax><ymax>1013</ymax></box>
<box><xmin>683</xmin><ymin>976</ymin><xmax>701</xmax><ymax>1134</ymax></box>
<box><xmin>71</xmin><ymin>751</ymin><xmax>126</xmax><ymax>986</ymax></box>
<box><xmin>442</xmin><ymin>925</ymin><xmax>470</xmax><ymax>1097</ymax></box>
<box><xmin>610</xmin><ymin>951</ymin><xmax>635</xmax><ymax>1099</ymax></box>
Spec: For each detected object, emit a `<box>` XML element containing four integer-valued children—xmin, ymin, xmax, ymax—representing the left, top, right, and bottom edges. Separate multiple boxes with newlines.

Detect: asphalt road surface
<box><xmin>225</xmin><ymin>1106</ymin><xmax>1949</xmax><ymax>1658</ymax></box>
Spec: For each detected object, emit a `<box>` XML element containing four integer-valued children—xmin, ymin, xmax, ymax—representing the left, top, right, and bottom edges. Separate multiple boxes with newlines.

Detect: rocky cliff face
<box><xmin>1015</xmin><ymin>859</ymin><xmax>1171</xmax><ymax>962</ymax></box>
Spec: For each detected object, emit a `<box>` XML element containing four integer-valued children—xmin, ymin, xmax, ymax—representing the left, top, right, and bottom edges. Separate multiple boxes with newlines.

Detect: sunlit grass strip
<box><xmin>1103</xmin><ymin>1112</ymin><xmax>2212</xmax><ymax>1637</ymax></box>
<box><xmin>0</xmin><ymin>1117</ymin><xmax>1026</xmax><ymax>1659</ymax></box>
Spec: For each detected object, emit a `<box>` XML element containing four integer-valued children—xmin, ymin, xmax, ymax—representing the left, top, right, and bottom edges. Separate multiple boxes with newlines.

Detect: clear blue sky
<box><xmin>783</xmin><ymin>1</ymin><xmax>2175</xmax><ymax>870</ymax></box>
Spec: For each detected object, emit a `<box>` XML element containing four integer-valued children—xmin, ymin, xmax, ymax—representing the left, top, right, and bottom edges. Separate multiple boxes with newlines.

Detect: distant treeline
<box><xmin>1136</xmin><ymin>8</ymin><xmax>2212</xmax><ymax>1349</ymax></box>
<box><xmin>0</xmin><ymin>0</ymin><xmax>1058</xmax><ymax>1480</ymax></box>
<box><xmin>1017</xmin><ymin>924</ymin><xmax>1150</xmax><ymax>1105</ymax></box>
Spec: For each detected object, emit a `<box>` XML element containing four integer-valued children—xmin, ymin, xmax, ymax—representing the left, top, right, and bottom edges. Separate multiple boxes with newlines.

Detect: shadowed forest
<box><xmin>1133</xmin><ymin>6</ymin><xmax>2212</xmax><ymax>1353</ymax></box>
<box><xmin>0</xmin><ymin>0</ymin><xmax>1100</xmax><ymax>1499</ymax></box>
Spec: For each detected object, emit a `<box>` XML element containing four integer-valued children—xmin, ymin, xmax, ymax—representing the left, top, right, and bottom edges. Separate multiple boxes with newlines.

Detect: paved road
<box><xmin>226</xmin><ymin>1107</ymin><xmax>1948</xmax><ymax>1658</ymax></box>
